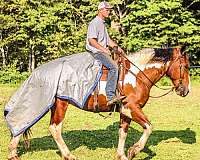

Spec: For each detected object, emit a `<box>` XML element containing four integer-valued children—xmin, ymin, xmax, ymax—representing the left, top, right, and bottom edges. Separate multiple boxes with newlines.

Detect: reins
<box><xmin>97</xmin><ymin>49</ymin><xmax>186</xmax><ymax>119</ymax></box>
<box><xmin>149</xmin><ymin>87</ymin><xmax>174</xmax><ymax>98</ymax></box>
<box><xmin>118</xmin><ymin>52</ymin><xmax>175</xmax><ymax>98</ymax></box>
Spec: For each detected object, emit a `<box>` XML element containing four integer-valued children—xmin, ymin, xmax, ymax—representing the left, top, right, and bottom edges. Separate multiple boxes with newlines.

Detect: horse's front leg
<box><xmin>122</xmin><ymin>104</ymin><xmax>152</xmax><ymax>160</ymax></box>
<box><xmin>8</xmin><ymin>134</ymin><xmax>22</xmax><ymax>160</ymax></box>
<box><xmin>116</xmin><ymin>114</ymin><xmax>131</xmax><ymax>160</ymax></box>
<box><xmin>49</xmin><ymin>98</ymin><xmax>76</xmax><ymax>160</ymax></box>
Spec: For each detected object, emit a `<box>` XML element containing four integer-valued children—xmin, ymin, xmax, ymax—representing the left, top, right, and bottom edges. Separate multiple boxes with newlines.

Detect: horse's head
<box><xmin>166</xmin><ymin>47</ymin><xmax>190</xmax><ymax>97</ymax></box>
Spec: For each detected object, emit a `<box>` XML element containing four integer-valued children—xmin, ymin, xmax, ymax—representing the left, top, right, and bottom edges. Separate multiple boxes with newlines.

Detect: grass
<box><xmin>0</xmin><ymin>82</ymin><xmax>200</xmax><ymax>160</ymax></box>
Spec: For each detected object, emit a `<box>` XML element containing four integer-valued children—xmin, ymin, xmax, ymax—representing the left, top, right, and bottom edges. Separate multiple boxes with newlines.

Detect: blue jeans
<box><xmin>91</xmin><ymin>52</ymin><xmax>119</xmax><ymax>101</ymax></box>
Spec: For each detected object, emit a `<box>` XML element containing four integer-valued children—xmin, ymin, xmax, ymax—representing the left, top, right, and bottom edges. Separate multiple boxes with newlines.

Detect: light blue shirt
<box><xmin>86</xmin><ymin>16</ymin><xmax>110</xmax><ymax>53</ymax></box>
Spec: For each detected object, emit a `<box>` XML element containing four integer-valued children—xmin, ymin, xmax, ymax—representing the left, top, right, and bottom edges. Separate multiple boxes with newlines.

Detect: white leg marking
<box><xmin>133</xmin><ymin>123</ymin><xmax>152</xmax><ymax>154</ymax></box>
<box><xmin>138</xmin><ymin>123</ymin><xmax>152</xmax><ymax>148</ymax></box>
<box><xmin>49</xmin><ymin>122</ymin><xmax>71</xmax><ymax>157</ymax></box>
<box><xmin>117</xmin><ymin>128</ymin><xmax>128</xmax><ymax>157</ymax></box>
<box><xmin>8</xmin><ymin>134</ymin><xmax>21</xmax><ymax>159</ymax></box>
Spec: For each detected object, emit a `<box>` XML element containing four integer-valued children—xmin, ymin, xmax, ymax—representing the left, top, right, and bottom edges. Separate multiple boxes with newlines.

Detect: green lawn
<box><xmin>0</xmin><ymin>82</ymin><xmax>200</xmax><ymax>160</ymax></box>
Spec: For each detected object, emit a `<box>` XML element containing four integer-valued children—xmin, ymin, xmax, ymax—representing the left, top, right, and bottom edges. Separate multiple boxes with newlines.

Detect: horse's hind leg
<box><xmin>8</xmin><ymin>134</ymin><xmax>21</xmax><ymax>160</ymax></box>
<box><xmin>49</xmin><ymin>98</ymin><xmax>76</xmax><ymax>160</ymax></box>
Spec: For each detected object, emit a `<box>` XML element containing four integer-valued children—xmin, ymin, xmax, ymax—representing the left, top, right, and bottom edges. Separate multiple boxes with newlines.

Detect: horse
<box><xmin>7</xmin><ymin>46</ymin><xmax>190</xmax><ymax>160</ymax></box>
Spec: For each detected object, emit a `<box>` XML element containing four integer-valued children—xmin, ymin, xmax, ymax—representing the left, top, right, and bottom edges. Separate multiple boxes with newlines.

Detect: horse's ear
<box><xmin>180</xmin><ymin>44</ymin><xmax>188</xmax><ymax>55</ymax></box>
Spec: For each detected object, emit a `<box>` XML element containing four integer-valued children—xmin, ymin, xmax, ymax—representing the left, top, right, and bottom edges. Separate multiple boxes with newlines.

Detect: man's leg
<box><xmin>93</xmin><ymin>52</ymin><xmax>118</xmax><ymax>100</ymax></box>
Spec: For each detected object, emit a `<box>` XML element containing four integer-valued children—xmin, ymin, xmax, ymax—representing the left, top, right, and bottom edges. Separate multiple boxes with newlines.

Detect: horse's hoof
<box><xmin>116</xmin><ymin>154</ymin><xmax>128</xmax><ymax>160</ymax></box>
<box><xmin>63</xmin><ymin>154</ymin><xmax>77</xmax><ymax>160</ymax></box>
<box><xmin>127</xmin><ymin>145</ymin><xmax>138</xmax><ymax>160</ymax></box>
<box><xmin>8</xmin><ymin>155</ymin><xmax>20</xmax><ymax>160</ymax></box>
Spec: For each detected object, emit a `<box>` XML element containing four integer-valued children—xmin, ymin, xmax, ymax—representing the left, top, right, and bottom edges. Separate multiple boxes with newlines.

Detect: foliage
<box><xmin>121</xmin><ymin>0</ymin><xmax>200</xmax><ymax>52</ymax></box>
<box><xmin>0</xmin><ymin>63</ymin><xmax>29</xmax><ymax>84</ymax></box>
<box><xmin>158</xmin><ymin>68</ymin><xmax>200</xmax><ymax>86</ymax></box>
<box><xmin>157</xmin><ymin>77</ymin><xmax>172</xmax><ymax>86</ymax></box>
<box><xmin>190</xmin><ymin>68</ymin><xmax>200</xmax><ymax>82</ymax></box>
<box><xmin>0</xmin><ymin>0</ymin><xmax>200</xmax><ymax>71</ymax></box>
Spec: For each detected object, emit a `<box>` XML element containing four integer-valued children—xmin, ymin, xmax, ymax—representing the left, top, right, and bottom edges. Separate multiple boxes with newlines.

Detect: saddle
<box><xmin>93</xmin><ymin>47</ymin><xmax>130</xmax><ymax>111</ymax></box>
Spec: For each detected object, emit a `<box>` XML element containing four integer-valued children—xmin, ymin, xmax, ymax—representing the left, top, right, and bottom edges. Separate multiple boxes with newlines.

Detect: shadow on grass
<box><xmin>19</xmin><ymin>122</ymin><xmax>196</xmax><ymax>159</ymax></box>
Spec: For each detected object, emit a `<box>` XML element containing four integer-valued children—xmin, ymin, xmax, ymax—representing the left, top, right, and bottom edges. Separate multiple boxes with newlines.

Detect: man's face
<box><xmin>100</xmin><ymin>8</ymin><xmax>111</xmax><ymax>18</ymax></box>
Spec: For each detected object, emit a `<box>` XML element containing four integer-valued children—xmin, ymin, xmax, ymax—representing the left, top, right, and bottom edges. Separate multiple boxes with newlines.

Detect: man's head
<box><xmin>98</xmin><ymin>1</ymin><xmax>112</xmax><ymax>18</ymax></box>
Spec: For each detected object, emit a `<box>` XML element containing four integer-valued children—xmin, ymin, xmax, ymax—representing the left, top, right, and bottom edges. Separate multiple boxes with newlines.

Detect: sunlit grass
<box><xmin>0</xmin><ymin>83</ymin><xmax>200</xmax><ymax>160</ymax></box>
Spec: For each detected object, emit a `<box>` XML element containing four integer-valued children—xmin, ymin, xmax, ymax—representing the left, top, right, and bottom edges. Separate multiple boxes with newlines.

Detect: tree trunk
<box><xmin>1</xmin><ymin>47</ymin><xmax>6</xmax><ymax>67</ymax></box>
<box><xmin>0</xmin><ymin>30</ymin><xmax>7</xmax><ymax>67</ymax></box>
<box><xmin>28</xmin><ymin>46</ymin><xmax>35</xmax><ymax>72</ymax></box>
<box><xmin>112</xmin><ymin>2</ymin><xmax>131</xmax><ymax>35</ymax></box>
<box><xmin>31</xmin><ymin>49</ymin><xmax>35</xmax><ymax>71</ymax></box>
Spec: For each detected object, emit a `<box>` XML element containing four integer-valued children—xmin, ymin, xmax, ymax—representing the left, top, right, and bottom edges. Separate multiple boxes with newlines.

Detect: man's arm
<box><xmin>88</xmin><ymin>38</ymin><xmax>110</xmax><ymax>54</ymax></box>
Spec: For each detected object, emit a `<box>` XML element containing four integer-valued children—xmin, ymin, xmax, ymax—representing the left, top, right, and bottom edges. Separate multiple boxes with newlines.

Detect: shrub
<box><xmin>157</xmin><ymin>77</ymin><xmax>172</xmax><ymax>86</ymax></box>
<box><xmin>190</xmin><ymin>68</ymin><xmax>200</xmax><ymax>82</ymax></box>
<box><xmin>0</xmin><ymin>65</ymin><xmax>29</xmax><ymax>84</ymax></box>
<box><xmin>0</xmin><ymin>65</ymin><xmax>199</xmax><ymax>85</ymax></box>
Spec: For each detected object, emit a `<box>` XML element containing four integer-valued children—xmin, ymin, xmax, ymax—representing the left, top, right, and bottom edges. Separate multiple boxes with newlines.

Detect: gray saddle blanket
<box><xmin>4</xmin><ymin>52</ymin><xmax>102</xmax><ymax>136</ymax></box>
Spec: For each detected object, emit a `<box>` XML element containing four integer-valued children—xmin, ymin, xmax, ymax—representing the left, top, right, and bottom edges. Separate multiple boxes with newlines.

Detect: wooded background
<box><xmin>1</xmin><ymin>0</ymin><xmax>200</xmax><ymax>72</ymax></box>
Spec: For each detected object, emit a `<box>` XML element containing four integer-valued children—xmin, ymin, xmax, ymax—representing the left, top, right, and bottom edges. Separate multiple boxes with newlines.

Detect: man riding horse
<box><xmin>86</xmin><ymin>1</ymin><xmax>125</xmax><ymax>106</ymax></box>
<box><xmin>5</xmin><ymin>1</ymin><xmax>190</xmax><ymax>160</ymax></box>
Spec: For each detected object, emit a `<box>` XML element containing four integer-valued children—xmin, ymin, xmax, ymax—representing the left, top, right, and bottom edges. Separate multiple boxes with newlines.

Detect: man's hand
<box><xmin>109</xmin><ymin>38</ymin><xmax>125</xmax><ymax>54</ymax></box>
<box><xmin>112</xmin><ymin>46</ymin><xmax>125</xmax><ymax>55</ymax></box>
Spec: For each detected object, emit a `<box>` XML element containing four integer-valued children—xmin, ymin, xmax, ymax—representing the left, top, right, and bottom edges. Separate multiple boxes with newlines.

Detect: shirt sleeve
<box><xmin>87</xmin><ymin>21</ymin><xmax>98</xmax><ymax>39</ymax></box>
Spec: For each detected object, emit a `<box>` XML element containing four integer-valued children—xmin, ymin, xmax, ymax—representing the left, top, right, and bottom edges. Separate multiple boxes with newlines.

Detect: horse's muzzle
<box><xmin>175</xmin><ymin>85</ymin><xmax>189</xmax><ymax>97</ymax></box>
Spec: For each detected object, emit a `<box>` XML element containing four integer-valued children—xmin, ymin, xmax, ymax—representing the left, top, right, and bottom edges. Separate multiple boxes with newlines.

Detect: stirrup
<box><xmin>107</xmin><ymin>96</ymin><xmax>126</xmax><ymax>106</ymax></box>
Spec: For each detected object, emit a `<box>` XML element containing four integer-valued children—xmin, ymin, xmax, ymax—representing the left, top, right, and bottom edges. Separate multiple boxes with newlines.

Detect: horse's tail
<box><xmin>22</xmin><ymin>129</ymin><xmax>32</xmax><ymax>150</ymax></box>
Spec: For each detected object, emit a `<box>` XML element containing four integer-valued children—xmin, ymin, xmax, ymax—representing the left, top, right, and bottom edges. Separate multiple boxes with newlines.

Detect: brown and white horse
<box><xmin>8</xmin><ymin>47</ymin><xmax>190</xmax><ymax>160</ymax></box>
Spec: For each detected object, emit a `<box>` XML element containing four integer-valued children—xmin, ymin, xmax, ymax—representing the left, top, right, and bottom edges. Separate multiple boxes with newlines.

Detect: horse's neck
<box><xmin>142</xmin><ymin>64</ymin><xmax>166</xmax><ymax>88</ymax></box>
<box><xmin>124</xmin><ymin>62</ymin><xmax>167</xmax><ymax>89</ymax></box>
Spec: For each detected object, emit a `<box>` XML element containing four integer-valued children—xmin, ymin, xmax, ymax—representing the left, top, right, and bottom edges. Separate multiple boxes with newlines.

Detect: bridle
<box><xmin>118</xmin><ymin>50</ymin><xmax>188</xmax><ymax>98</ymax></box>
<box><xmin>167</xmin><ymin>52</ymin><xmax>188</xmax><ymax>91</ymax></box>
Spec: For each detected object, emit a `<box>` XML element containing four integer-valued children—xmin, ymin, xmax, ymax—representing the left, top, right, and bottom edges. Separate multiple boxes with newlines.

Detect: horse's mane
<box><xmin>128</xmin><ymin>48</ymin><xmax>173</xmax><ymax>65</ymax></box>
<box><xmin>152</xmin><ymin>48</ymin><xmax>173</xmax><ymax>63</ymax></box>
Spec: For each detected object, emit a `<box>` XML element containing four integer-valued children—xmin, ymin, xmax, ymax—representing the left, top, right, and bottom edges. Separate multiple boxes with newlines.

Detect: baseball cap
<box><xmin>98</xmin><ymin>1</ymin><xmax>113</xmax><ymax>10</ymax></box>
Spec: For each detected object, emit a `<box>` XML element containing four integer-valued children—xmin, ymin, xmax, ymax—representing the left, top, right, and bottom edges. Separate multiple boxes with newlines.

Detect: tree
<box><xmin>120</xmin><ymin>0</ymin><xmax>200</xmax><ymax>59</ymax></box>
<box><xmin>1</xmin><ymin>0</ymin><xmax>199</xmax><ymax>71</ymax></box>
